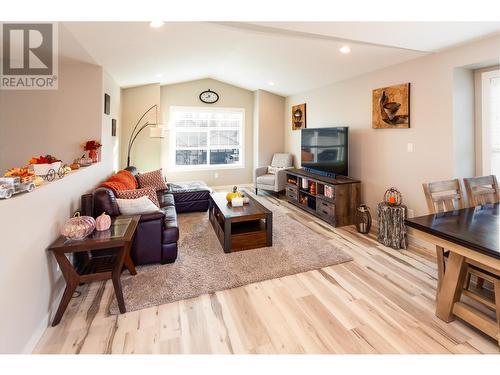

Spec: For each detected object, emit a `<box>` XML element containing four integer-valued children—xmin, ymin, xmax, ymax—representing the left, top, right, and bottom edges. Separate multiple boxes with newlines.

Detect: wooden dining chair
<box><xmin>463</xmin><ymin>175</ymin><xmax>499</xmax><ymax>207</ymax></box>
<box><xmin>422</xmin><ymin>179</ymin><xmax>465</xmax><ymax>293</ymax></box>
<box><xmin>463</xmin><ymin>175</ymin><xmax>500</xmax><ymax>290</ymax></box>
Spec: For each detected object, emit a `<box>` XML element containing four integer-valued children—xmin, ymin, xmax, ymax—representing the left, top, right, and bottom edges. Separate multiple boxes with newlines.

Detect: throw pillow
<box><xmin>115</xmin><ymin>187</ymin><xmax>160</xmax><ymax>208</ymax></box>
<box><xmin>268</xmin><ymin>166</ymin><xmax>286</xmax><ymax>175</ymax></box>
<box><xmin>137</xmin><ymin>169</ymin><xmax>168</xmax><ymax>191</ymax></box>
<box><xmin>116</xmin><ymin>196</ymin><xmax>160</xmax><ymax>216</ymax></box>
<box><xmin>100</xmin><ymin>170</ymin><xmax>138</xmax><ymax>192</ymax></box>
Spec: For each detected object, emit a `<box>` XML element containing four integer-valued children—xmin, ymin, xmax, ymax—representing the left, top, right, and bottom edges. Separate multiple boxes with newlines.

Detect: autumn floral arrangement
<box><xmin>82</xmin><ymin>140</ymin><xmax>102</xmax><ymax>163</ymax></box>
<box><xmin>27</xmin><ymin>154</ymin><xmax>62</xmax><ymax>178</ymax></box>
<box><xmin>28</xmin><ymin>154</ymin><xmax>61</xmax><ymax>165</ymax></box>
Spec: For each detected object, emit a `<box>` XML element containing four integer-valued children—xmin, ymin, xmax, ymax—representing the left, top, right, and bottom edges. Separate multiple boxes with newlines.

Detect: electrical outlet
<box><xmin>407</xmin><ymin>143</ymin><xmax>414</xmax><ymax>153</ymax></box>
<box><xmin>214</xmin><ymin>172</ymin><xmax>219</xmax><ymax>179</ymax></box>
<box><xmin>407</xmin><ymin>208</ymin><xmax>415</xmax><ymax>218</ymax></box>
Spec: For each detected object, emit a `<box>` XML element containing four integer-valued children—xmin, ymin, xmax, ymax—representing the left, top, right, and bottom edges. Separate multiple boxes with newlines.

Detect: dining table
<box><xmin>405</xmin><ymin>203</ymin><xmax>499</xmax><ymax>345</ymax></box>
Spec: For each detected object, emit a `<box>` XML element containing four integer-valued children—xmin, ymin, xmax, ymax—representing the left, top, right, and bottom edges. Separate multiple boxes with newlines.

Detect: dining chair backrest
<box><xmin>422</xmin><ymin>179</ymin><xmax>465</xmax><ymax>214</ymax></box>
<box><xmin>463</xmin><ymin>175</ymin><xmax>500</xmax><ymax>207</ymax></box>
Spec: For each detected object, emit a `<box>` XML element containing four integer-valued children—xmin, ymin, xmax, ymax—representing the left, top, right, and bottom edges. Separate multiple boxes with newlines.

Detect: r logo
<box><xmin>2</xmin><ymin>23</ymin><xmax>53</xmax><ymax>75</ymax></box>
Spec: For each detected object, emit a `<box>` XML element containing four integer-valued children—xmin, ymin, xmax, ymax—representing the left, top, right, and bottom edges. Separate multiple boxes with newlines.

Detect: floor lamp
<box><xmin>126</xmin><ymin>104</ymin><xmax>165</xmax><ymax>167</ymax></box>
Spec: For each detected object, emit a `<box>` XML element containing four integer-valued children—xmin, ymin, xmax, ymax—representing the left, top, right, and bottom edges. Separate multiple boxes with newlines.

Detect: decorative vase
<box><xmin>89</xmin><ymin>149</ymin><xmax>98</xmax><ymax>163</ymax></box>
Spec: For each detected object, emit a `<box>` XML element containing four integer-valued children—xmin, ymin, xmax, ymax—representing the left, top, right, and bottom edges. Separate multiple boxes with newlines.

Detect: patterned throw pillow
<box><xmin>136</xmin><ymin>169</ymin><xmax>168</xmax><ymax>191</ymax></box>
<box><xmin>115</xmin><ymin>187</ymin><xmax>160</xmax><ymax>208</ymax></box>
<box><xmin>268</xmin><ymin>166</ymin><xmax>286</xmax><ymax>175</ymax></box>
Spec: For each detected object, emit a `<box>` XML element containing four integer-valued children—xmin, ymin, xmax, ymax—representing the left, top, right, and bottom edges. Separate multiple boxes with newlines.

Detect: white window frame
<box><xmin>480</xmin><ymin>69</ymin><xmax>500</xmax><ymax>176</ymax></box>
<box><xmin>169</xmin><ymin>106</ymin><xmax>245</xmax><ymax>171</ymax></box>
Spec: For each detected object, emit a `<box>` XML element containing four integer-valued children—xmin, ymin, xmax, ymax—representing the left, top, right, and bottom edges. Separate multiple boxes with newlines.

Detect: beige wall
<box><xmin>160</xmin><ymin>78</ymin><xmax>254</xmax><ymax>186</ymax></box>
<box><xmin>0</xmin><ymin>65</ymin><xmax>121</xmax><ymax>353</ymax></box>
<box><xmin>120</xmin><ymin>84</ymin><xmax>161</xmax><ymax>171</ymax></box>
<box><xmin>0</xmin><ymin>62</ymin><xmax>102</xmax><ymax>171</ymax></box>
<box><xmin>285</xmin><ymin>34</ymin><xmax>500</xmax><ymax>217</ymax></box>
<box><xmin>474</xmin><ymin>64</ymin><xmax>500</xmax><ymax>175</ymax></box>
<box><xmin>452</xmin><ymin>67</ymin><xmax>475</xmax><ymax>179</ymax></box>
<box><xmin>254</xmin><ymin>90</ymin><xmax>286</xmax><ymax>170</ymax></box>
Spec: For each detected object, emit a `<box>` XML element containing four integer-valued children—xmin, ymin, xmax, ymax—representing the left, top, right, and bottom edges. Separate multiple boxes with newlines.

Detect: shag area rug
<box><xmin>110</xmin><ymin>194</ymin><xmax>352</xmax><ymax>314</ymax></box>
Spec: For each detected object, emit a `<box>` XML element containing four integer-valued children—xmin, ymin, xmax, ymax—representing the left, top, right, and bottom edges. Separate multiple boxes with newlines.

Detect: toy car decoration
<box><xmin>0</xmin><ymin>176</ymin><xmax>36</xmax><ymax>199</ymax></box>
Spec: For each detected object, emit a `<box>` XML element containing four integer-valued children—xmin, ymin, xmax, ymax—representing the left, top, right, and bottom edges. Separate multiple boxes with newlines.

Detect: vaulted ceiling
<box><xmin>62</xmin><ymin>22</ymin><xmax>500</xmax><ymax>96</ymax></box>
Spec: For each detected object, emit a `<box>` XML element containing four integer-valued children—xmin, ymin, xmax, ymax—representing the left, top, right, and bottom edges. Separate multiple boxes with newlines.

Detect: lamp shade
<box><xmin>149</xmin><ymin>125</ymin><xmax>165</xmax><ymax>138</ymax></box>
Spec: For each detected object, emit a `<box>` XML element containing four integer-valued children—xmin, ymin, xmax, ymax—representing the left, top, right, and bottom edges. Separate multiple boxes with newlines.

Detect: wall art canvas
<box><xmin>111</xmin><ymin>119</ymin><xmax>117</xmax><ymax>136</ymax></box>
<box><xmin>372</xmin><ymin>83</ymin><xmax>410</xmax><ymax>129</ymax></box>
<box><xmin>292</xmin><ymin>103</ymin><xmax>306</xmax><ymax>130</ymax></box>
<box><xmin>104</xmin><ymin>93</ymin><xmax>110</xmax><ymax>115</ymax></box>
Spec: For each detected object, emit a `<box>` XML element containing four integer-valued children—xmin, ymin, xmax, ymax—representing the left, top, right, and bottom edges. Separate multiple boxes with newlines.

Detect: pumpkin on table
<box><xmin>95</xmin><ymin>212</ymin><xmax>111</xmax><ymax>231</ymax></box>
<box><xmin>60</xmin><ymin>212</ymin><xmax>96</xmax><ymax>240</ymax></box>
<box><xmin>226</xmin><ymin>186</ymin><xmax>242</xmax><ymax>203</ymax></box>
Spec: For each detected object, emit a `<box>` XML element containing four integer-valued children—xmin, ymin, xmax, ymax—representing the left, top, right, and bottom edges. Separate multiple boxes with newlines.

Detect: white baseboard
<box><xmin>22</xmin><ymin>283</ymin><xmax>65</xmax><ymax>354</ymax></box>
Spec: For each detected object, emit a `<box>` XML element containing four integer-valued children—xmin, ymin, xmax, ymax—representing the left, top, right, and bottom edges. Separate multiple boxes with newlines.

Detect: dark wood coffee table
<box><xmin>48</xmin><ymin>215</ymin><xmax>139</xmax><ymax>326</ymax></box>
<box><xmin>209</xmin><ymin>192</ymin><xmax>272</xmax><ymax>253</ymax></box>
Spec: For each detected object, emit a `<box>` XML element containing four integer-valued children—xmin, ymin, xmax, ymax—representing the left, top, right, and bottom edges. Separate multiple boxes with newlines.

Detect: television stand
<box><xmin>284</xmin><ymin>168</ymin><xmax>360</xmax><ymax>227</ymax></box>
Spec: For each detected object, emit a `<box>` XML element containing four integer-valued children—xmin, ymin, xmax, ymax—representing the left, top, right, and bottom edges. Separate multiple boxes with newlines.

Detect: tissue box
<box><xmin>231</xmin><ymin>197</ymin><xmax>244</xmax><ymax>207</ymax></box>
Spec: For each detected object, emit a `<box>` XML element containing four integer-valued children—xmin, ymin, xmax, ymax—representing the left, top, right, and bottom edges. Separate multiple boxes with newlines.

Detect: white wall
<box><xmin>284</xmin><ymin>34</ymin><xmax>500</xmax><ymax>216</ymax></box>
<box><xmin>159</xmin><ymin>78</ymin><xmax>254</xmax><ymax>186</ymax></box>
<box><xmin>0</xmin><ymin>65</ymin><xmax>121</xmax><ymax>353</ymax></box>
<box><xmin>120</xmin><ymin>84</ymin><xmax>161</xmax><ymax>171</ymax></box>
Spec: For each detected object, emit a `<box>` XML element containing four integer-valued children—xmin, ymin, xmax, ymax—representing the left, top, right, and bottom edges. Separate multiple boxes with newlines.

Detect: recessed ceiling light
<box><xmin>149</xmin><ymin>21</ymin><xmax>165</xmax><ymax>28</ymax></box>
<box><xmin>268</xmin><ymin>81</ymin><xmax>275</xmax><ymax>86</ymax></box>
<box><xmin>155</xmin><ymin>73</ymin><xmax>163</xmax><ymax>78</ymax></box>
<box><xmin>339</xmin><ymin>46</ymin><xmax>351</xmax><ymax>54</ymax></box>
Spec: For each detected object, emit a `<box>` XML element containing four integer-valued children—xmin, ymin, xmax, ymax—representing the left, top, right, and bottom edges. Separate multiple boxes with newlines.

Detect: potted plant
<box><xmin>82</xmin><ymin>140</ymin><xmax>102</xmax><ymax>163</ymax></box>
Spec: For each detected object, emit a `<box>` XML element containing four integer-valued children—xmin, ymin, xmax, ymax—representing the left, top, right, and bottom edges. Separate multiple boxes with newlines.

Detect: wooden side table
<box><xmin>377</xmin><ymin>202</ymin><xmax>407</xmax><ymax>249</ymax></box>
<box><xmin>48</xmin><ymin>215</ymin><xmax>140</xmax><ymax>326</ymax></box>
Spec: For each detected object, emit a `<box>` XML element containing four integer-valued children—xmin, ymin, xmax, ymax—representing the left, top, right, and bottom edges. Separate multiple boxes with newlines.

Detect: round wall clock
<box><xmin>199</xmin><ymin>89</ymin><xmax>219</xmax><ymax>104</ymax></box>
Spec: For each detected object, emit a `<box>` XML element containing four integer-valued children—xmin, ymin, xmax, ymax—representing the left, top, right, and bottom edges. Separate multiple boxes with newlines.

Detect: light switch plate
<box><xmin>407</xmin><ymin>143</ymin><xmax>414</xmax><ymax>153</ymax></box>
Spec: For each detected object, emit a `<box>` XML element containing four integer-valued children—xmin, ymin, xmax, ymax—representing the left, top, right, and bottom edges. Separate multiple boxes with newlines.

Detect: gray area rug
<box><xmin>110</xmin><ymin>195</ymin><xmax>352</xmax><ymax>314</ymax></box>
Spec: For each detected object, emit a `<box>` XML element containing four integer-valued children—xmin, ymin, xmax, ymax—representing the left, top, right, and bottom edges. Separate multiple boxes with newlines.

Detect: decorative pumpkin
<box><xmin>34</xmin><ymin>176</ymin><xmax>44</xmax><ymax>187</ymax></box>
<box><xmin>95</xmin><ymin>212</ymin><xmax>111</xmax><ymax>231</ymax></box>
<box><xmin>384</xmin><ymin>187</ymin><xmax>402</xmax><ymax>206</ymax></box>
<box><xmin>60</xmin><ymin>212</ymin><xmax>96</xmax><ymax>240</ymax></box>
<box><xmin>70</xmin><ymin>163</ymin><xmax>80</xmax><ymax>170</ymax></box>
<box><xmin>226</xmin><ymin>186</ymin><xmax>242</xmax><ymax>203</ymax></box>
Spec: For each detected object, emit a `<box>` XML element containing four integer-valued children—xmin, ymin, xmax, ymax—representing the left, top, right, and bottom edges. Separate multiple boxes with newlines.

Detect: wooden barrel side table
<box><xmin>377</xmin><ymin>202</ymin><xmax>407</xmax><ymax>249</ymax></box>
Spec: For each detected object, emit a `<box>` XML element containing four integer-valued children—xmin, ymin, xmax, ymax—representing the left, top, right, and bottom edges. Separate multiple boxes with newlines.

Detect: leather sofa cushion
<box><xmin>93</xmin><ymin>187</ymin><xmax>121</xmax><ymax>216</ymax></box>
<box><xmin>167</xmin><ymin>181</ymin><xmax>212</xmax><ymax>202</ymax></box>
<box><xmin>161</xmin><ymin>205</ymin><xmax>179</xmax><ymax>243</ymax></box>
<box><xmin>158</xmin><ymin>192</ymin><xmax>175</xmax><ymax>207</ymax></box>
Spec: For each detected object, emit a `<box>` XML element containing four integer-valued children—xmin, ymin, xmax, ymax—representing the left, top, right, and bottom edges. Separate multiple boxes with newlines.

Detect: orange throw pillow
<box><xmin>100</xmin><ymin>170</ymin><xmax>138</xmax><ymax>193</ymax></box>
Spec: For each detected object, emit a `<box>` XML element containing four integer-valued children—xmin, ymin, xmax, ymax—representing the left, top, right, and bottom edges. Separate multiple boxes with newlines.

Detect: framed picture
<box><xmin>292</xmin><ymin>103</ymin><xmax>306</xmax><ymax>130</ymax></box>
<box><xmin>104</xmin><ymin>93</ymin><xmax>110</xmax><ymax>115</ymax></box>
<box><xmin>111</xmin><ymin>119</ymin><xmax>117</xmax><ymax>137</ymax></box>
<box><xmin>372</xmin><ymin>83</ymin><xmax>410</xmax><ymax>129</ymax></box>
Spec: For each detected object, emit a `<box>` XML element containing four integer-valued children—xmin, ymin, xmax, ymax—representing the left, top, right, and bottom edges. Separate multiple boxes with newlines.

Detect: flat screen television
<box><xmin>301</xmin><ymin>127</ymin><xmax>349</xmax><ymax>177</ymax></box>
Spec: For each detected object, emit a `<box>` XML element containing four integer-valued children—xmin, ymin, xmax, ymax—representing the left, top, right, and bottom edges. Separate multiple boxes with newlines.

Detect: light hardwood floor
<box><xmin>35</xmin><ymin>191</ymin><xmax>500</xmax><ymax>354</ymax></box>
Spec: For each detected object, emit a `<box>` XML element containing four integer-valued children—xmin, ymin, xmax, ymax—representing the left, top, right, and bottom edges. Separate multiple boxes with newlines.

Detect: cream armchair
<box><xmin>255</xmin><ymin>153</ymin><xmax>294</xmax><ymax>195</ymax></box>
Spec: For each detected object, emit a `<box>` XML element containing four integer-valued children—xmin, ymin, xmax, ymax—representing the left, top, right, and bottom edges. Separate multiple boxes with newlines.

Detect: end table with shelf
<box><xmin>48</xmin><ymin>215</ymin><xmax>140</xmax><ymax>326</ymax></box>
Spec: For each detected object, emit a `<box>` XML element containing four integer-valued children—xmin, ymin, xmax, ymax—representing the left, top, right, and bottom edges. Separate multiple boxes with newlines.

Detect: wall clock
<box><xmin>199</xmin><ymin>89</ymin><xmax>219</xmax><ymax>104</ymax></box>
